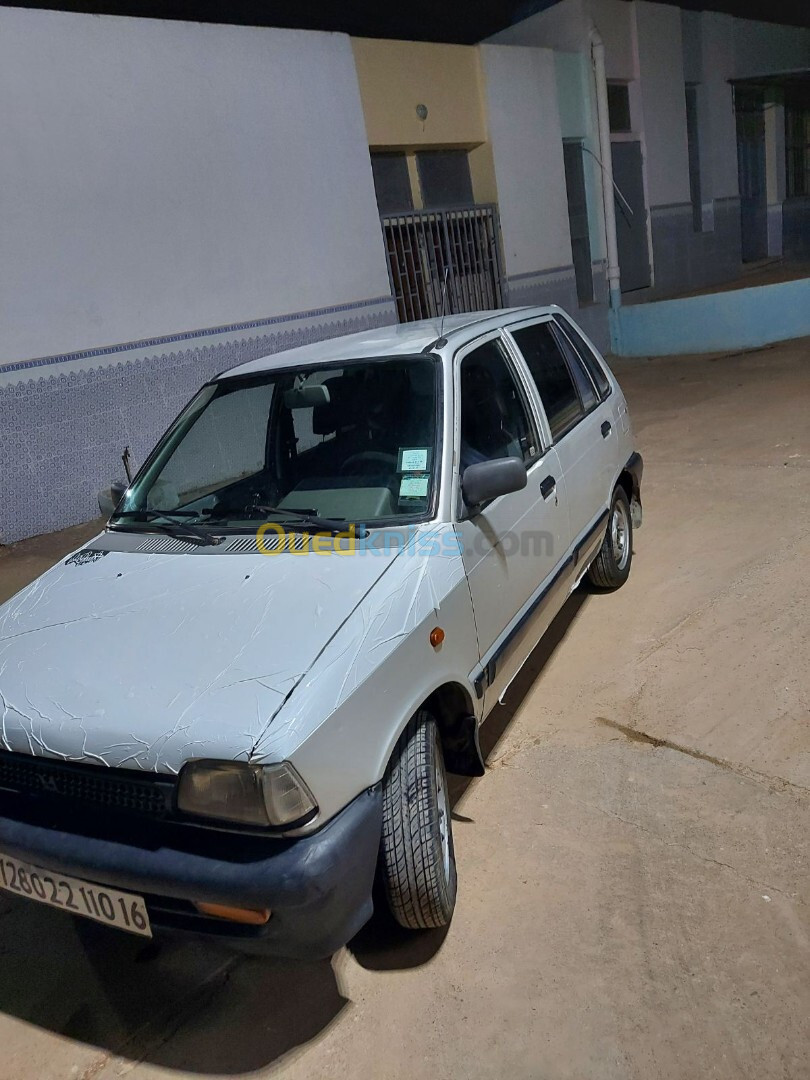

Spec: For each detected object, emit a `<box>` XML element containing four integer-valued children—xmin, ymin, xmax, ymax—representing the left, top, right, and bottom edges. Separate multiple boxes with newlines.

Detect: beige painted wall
<box><xmin>351</xmin><ymin>37</ymin><xmax>498</xmax><ymax>205</ymax></box>
<box><xmin>352</xmin><ymin>37</ymin><xmax>486</xmax><ymax>148</ymax></box>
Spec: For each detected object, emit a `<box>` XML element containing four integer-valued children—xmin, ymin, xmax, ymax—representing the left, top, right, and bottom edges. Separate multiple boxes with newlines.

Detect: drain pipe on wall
<box><xmin>589</xmin><ymin>25</ymin><xmax>623</xmax><ymax>348</ymax></box>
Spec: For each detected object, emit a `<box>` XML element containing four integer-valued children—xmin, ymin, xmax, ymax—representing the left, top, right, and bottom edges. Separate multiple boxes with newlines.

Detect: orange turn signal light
<box><xmin>429</xmin><ymin>626</ymin><xmax>445</xmax><ymax>648</ymax></box>
<box><xmin>194</xmin><ymin>902</ymin><xmax>271</xmax><ymax>925</ymax></box>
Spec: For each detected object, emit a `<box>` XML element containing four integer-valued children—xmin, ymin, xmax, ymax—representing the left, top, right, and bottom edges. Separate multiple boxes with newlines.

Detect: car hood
<box><xmin>0</xmin><ymin>537</ymin><xmax>400</xmax><ymax>772</ymax></box>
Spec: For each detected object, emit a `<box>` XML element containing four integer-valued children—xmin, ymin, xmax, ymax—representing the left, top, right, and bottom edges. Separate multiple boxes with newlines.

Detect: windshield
<box><xmin>111</xmin><ymin>356</ymin><xmax>441</xmax><ymax>532</ymax></box>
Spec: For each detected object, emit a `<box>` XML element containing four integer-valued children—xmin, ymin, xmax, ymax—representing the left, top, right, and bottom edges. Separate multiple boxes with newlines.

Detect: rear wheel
<box><xmin>379</xmin><ymin>710</ymin><xmax>457</xmax><ymax>930</ymax></box>
<box><xmin>587</xmin><ymin>485</ymin><xmax>633</xmax><ymax>590</ymax></box>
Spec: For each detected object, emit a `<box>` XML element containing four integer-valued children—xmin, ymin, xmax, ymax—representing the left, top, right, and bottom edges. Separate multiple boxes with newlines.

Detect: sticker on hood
<box><xmin>65</xmin><ymin>549</ymin><xmax>110</xmax><ymax>566</ymax></box>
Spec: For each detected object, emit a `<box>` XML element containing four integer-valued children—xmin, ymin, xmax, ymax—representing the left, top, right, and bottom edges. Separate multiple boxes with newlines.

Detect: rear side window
<box><xmin>554</xmin><ymin>316</ymin><xmax>611</xmax><ymax>398</ymax></box>
<box><xmin>554</xmin><ymin>330</ymin><xmax>598</xmax><ymax>412</ymax></box>
<box><xmin>511</xmin><ymin>322</ymin><xmax>585</xmax><ymax>441</ymax></box>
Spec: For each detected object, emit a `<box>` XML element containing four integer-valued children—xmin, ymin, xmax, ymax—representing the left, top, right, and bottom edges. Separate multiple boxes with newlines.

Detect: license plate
<box><xmin>0</xmin><ymin>851</ymin><xmax>152</xmax><ymax>937</ymax></box>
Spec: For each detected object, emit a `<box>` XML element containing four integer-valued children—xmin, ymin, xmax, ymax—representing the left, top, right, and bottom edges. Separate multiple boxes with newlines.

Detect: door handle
<box><xmin>540</xmin><ymin>475</ymin><xmax>556</xmax><ymax>499</ymax></box>
<box><xmin>601</xmin><ymin>420</ymin><xmax>612</xmax><ymax>438</ymax></box>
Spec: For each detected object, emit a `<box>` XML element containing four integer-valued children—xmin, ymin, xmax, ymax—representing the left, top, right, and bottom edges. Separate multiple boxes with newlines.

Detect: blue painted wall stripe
<box><xmin>611</xmin><ymin>278</ymin><xmax>810</xmax><ymax>356</ymax></box>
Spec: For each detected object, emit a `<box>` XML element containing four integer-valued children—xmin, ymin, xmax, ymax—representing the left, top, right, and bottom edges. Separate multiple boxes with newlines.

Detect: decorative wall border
<box><xmin>509</xmin><ymin>266</ymin><xmax>578</xmax><ymax>287</ymax></box>
<box><xmin>650</xmin><ymin>196</ymin><xmax>741</xmax><ymax>220</ymax></box>
<box><xmin>506</xmin><ymin>264</ymin><xmax>577</xmax><ymax>308</ymax></box>
<box><xmin>0</xmin><ymin>297</ymin><xmax>398</xmax><ymax>542</ymax></box>
<box><xmin>507</xmin><ymin>264</ymin><xmax>577</xmax><ymax>287</ymax></box>
<box><xmin>649</xmin><ymin>201</ymin><xmax>694</xmax><ymax>221</ymax></box>
<box><xmin>0</xmin><ymin>295</ymin><xmax>396</xmax><ymax>386</ymax></box>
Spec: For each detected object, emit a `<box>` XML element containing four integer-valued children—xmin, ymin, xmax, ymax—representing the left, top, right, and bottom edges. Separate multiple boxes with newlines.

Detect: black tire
<box><xmin>587</xmin><ymin>485</ymin><xmax>633</xmax><ymax>590</ymax></box>
<box><xmin>379</xmin><ymin>710</ymin><xmax>457</xmax><ymax>930</ymax></box>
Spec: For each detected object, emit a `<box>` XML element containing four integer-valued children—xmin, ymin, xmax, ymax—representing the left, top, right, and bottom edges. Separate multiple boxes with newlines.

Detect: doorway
<box><xmin>563</xmin><ymin>140</ymin><xmax>594</xmax><ymax>304</ymax></box>
<box><xmin>611</xmin><ymin>141</ymin><xmax>652</xmax><ymax>292</ymax></box>
<box><xmin>735</xmin><ymin>91</ymin><xmax>768</xmax><ymax>262</ymax></box>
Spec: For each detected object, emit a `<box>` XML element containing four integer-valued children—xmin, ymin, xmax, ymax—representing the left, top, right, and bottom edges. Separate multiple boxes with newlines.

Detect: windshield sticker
<box><xmin>65</xmin><ymin>549</ymin><xmax>110</xmax><ymax>566</ymax></box>
<box><xmin>398</xmin><ymin>447</ymin><xmax>430</xmax><ymax>472</ymax></box>
<box><xmin>399</xmin><ymin>474</ymin><xmax>430</xmax><ymax>499</ymax></box>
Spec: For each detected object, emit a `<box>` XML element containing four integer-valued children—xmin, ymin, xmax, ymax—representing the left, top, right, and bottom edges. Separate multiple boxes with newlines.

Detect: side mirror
<box><xmin>462</xmin><ymin>457</ymin><xmax>527</xmax><ymax>509</ymax></box>
<box><xmin>98</xmin><ymin>480</ymin><xmax>128</xmax><ymax>517</ymax></box>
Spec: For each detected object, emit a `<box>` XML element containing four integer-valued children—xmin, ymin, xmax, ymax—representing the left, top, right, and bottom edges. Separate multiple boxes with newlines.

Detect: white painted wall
<box><xmin>487</xmin><ymin>0</ymin><xmax>808</xmax><ymax>233</ymax></box>
<box><xmin>480</xmin><ymin>44</ymin><xmax>573</xmax><ymax>275</ymax></box>
<box><xmin>490</xmin><ymin>0</ymin><xmax>634</xmax><ymax>80</ymax></box>
<box><xmin>555</xmin><ymin>52</ymin><xmax>591</xmax><ymax>140</ymax></box>
<box><xmin>587</xmin><ymin>0</ymin><xmax>636</xmax><ymax>80</ymax></box>
<box><xmin>554</xmin><ymin>51</ymin><xmax>606</xmax><ymax>262</ymax></box>
<box><xmin>733</xmin><ymin>18</ymin><xmax>810</xmax><ymax>78</ymax></box>
<box><xmin>487</xmin><ymin>0</ymin><xmax>587</xmax><ymax>53</ymax></box>
<box><xmin>680</xmin><ymin>10</ymin><xmax>702</xmax><ymax>84</ymax></box>
<box><xmin>700</xmin><ymin>13</ymin><xmax>739</xmax><ymax>200</ymax></box>
<box><xmin>0</xmin><ymin>8</ymin><xmax>391</xmax><ymax>364</ymax></box>
<box><xmin>634</xmin><ymin>2</ymin><xmax>691</xmax><ymax>207</ymax></box>
<box><xmin>690</xmin><ymin>11</ymin><xmax>809</xmax><ymax>204</ymax></box>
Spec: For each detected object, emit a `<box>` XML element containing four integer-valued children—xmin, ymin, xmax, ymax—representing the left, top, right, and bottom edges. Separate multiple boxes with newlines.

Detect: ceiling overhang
<box><xmin>8</xmin><ymin>0</ymin><xmax>810</xmax><ymax>41</ymax></box>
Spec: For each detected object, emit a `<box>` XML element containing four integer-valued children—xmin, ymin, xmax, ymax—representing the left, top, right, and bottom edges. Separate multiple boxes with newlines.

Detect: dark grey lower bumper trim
<box><xmin>0</xmin><ymin>785</ymin><xmax>383</xmax><ymax>959</ymax></box>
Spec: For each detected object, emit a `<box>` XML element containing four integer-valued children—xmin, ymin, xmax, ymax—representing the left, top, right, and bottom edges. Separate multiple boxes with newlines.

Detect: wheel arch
<box><xmin>617</xmin><ymin>469</ymin><xmax>634</xmax><ymax>502</ymax></box>
<box><xmin>422</xmin><ymin>681</ymin><xmax>486</xmax><ymax>778</ymax></box>
<box><xmin>616</xmin><ymin>451</ymin><xmax>643</xmax><ymax>504</ymax></box>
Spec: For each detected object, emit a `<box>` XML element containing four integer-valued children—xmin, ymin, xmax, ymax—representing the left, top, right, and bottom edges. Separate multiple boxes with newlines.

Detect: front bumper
<box><xmin>0</xmin><ymin>785</ymin><xmax>382</xmax><ymax>959</ymax></box>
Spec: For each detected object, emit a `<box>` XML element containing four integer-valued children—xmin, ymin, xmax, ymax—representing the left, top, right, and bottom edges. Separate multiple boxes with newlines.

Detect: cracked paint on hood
<box><xmin>0</xmin><ymin>540</ymin><xmax>401</xmax><ymax>772</ymax></box>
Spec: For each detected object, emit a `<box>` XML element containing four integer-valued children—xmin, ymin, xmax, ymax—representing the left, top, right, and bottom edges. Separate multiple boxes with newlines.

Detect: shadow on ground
<box><xmin>0</xmin><ymin>589</ymin><xmax>589</xmax><ymax>1074</ymax></box>
<box><xmin>0</xmin><ymin>904</ymin><xmax>351</xmax><ymax>1074</ymax></box>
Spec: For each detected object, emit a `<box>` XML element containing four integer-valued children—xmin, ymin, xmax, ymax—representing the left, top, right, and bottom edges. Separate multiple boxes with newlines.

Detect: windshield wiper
<box><xmin>149</xmin><ymin>522</ymin><xmax>220</xmax><ymax>547</ymax></box>
<box><xmin>112</xmin><ymin>509</ymin><xmax>219</xmax><ymax>546</ymax></box>
<box><xmin>255</xmin><ymin>505</ymin><xmax>368</xmax><ymax>538</ymax></box>
<box><xmin>202</xmin><ymin>503</ymin><xmax>366</xmax><ymax>537</ymax></box>
<box><xmin>116</xmin><ymin>508</ymin><xmax>202</xmax><ymax>517</ymax></box>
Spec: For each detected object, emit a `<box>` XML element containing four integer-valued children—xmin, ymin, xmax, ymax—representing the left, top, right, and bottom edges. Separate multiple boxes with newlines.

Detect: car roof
<box><xmin>218</xmin><ymin>305</ymin><xmax>561</xmax><ymax>379</ymax></box>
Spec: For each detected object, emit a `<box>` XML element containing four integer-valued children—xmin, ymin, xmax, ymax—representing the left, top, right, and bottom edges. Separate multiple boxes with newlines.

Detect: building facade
<box><xmin>0</xmin><ymin>9</ymin><xmax>398</xmax><ymax>542</ymax></box>
<box><xmin>1</xmin><ymin>2</ymin><xmax>808</xmax><ymax>541</ymax></box>
<box><xmin>490</xmin><ymin>0</ymin><xmax>810</xmax><ymax>301</ymax></box>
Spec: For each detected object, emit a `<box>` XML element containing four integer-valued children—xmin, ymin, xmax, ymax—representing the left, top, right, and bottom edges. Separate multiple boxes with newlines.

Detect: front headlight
<box><xmin>177</xmin><ymin>761</ymin><xmax>317</xmax><ymax>827</ymax></box>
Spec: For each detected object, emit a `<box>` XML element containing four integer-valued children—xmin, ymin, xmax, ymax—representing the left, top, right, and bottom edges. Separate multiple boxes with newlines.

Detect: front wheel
<box><xmin>379</xmin><ymin>711</ymin><xmax>457</xmax><ymax>930</ymax></box>
<box><xmin>587</xmin><ymin>486</ymin><xmax>633</xmax><ymax>590</ymax></box>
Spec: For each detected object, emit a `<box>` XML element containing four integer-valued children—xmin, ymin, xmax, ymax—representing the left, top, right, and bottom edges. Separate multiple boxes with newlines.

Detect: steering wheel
<box><xmin>339</xmin><ymin>451</ymin><xmax>398</xmax><ymax>475</ymax></box>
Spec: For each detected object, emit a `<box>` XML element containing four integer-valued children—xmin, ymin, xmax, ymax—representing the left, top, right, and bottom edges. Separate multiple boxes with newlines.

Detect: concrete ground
<box><xmin>0</xmin><ymin>338</ymin><xmax>808</xmax><ymax>1080</ymax></box>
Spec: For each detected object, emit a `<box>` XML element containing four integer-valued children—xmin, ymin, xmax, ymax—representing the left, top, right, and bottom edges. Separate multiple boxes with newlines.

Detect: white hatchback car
<box><xmin>0</xmin><ymin>306</ymin><xmax>641</xmax><ymax>956</ymax></box>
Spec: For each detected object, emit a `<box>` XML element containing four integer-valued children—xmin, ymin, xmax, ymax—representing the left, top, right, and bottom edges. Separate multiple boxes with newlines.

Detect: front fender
<box><xmin>252</xmin><ymin>538</ymin><xmax>480</xmax><ymax>829</ymax></box>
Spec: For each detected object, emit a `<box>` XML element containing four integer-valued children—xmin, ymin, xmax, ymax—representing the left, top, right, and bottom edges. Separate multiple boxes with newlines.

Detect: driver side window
<box><xmin>459</xmin><ymin>339</ymin><xmax>538</xmax><ymax>474</ymax></box>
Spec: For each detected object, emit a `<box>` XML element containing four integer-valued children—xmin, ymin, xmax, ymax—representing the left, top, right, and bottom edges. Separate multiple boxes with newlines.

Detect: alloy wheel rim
<box><xmin>611</xmin><ymin>500</ymin><xmax>630</xmax><ymax>570</ymax></box>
